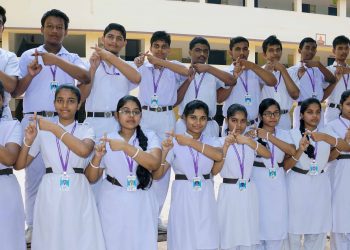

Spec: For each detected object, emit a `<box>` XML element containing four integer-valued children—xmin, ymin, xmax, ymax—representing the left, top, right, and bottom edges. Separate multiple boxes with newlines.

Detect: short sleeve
<box><xmin>215</xmin><ymin>77</ymin><xmax>225</xmax><ymax>90</ymax></box>
<box><xmin>6</xmin><ymin>121</ymin><xmax>22</xmax><ymax>145</ymax></box>
<box><xmin>4</xmin><ymin>52</ymin><xmax>20</xmax><ymax>76</ymax></box>
<box><xmin>165</xmin><ymin>147</ymin><xmax>175</xmax><ymax>165</ymax></box>
<box><xmin>71</xmin><ymin>53</ymin><xmax>88</xmax><ymax>69</ymax></box>
<box><xmin>81</xmin><ymin>124</ymin><xmax>96</xmax><ymax>141</ymax></box>
<box><xmin>171</xmin><ymin>60</ymin><xmax>187</xmax><ymax>89</ymax></box>
<box><xmin>99</xmin><ymin>156</ymin><xmax>106</xmax><ymax>169</ymax></box>
<box><xmin>19</xmin><ymin>52</ymin><xmax>30</xmax><ymax>78</ymax></box>
<box><xmin>206</xmin><ymin>136</ymin><xmax>221</xmax><ymax>147</ymax></box>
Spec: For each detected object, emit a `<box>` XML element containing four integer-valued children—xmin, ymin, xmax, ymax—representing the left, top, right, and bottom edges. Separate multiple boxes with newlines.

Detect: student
<box><xmin>288</xmin><ymin>37</ymin><xmax>336</xmax><ymax>129</ymax></box>
<box><xmin>261</xmin><ymin>35</ymin><xmax>299</xmax><ymax>129</ymax></box>
<box><xmin>85</xmin><ymin>95</ymin><xmax>162</xmax><ymax>250</ymax></box>
<box><xmin>284</xmin><ymin>98</ymin><xmax>348</xmax><ymax>250</ymax></box>
<box><xmin>154</xmin><ymin>100</ymin><xmax>223</xmax><ymax>250</ymax></box>
<box><xmin>217</xmin><ymin>36</ymin><xmax>277</xmax><ymax>133</ymax></box>
<box><xmin>211</xmin><ymin>103</ymin><xmax>271</xmax><ymax>250</ymax></box>
<box><xmin>249</xmin><ymin>98</ymin><xmax>296</xmax><ymax>250</ymax></box>
<box><xmin>176</xmin><ymin>36</ymin><xmax>236</xmax><ymax>137</ymax></box>
<box><xmin>14</xmin><ymin>85</ymin><xmax>105</xmax><ymax>250</ymax></box>
<box><xmin>0</xmin><ymin>6</ymin><xmax>19</xmax><ymax>120</ymax></box>
<box><xmin>323</xmin><ymin>35</ymin><xmax>350</xmax><ymax>124</ymax></box>
<box><xmin>327</xmin><ymin>90</ymin><xmax>350</xmax><ymax>249</ymax></box>
<box><xmin>0</xmin><ymin>81</ymin><xmax>25</xmax><ymax>250</ymax></box>
<box><xmin>12</xmin><ymin>9</ymin><xmax>90</xmax><ymax>242</ymax></box>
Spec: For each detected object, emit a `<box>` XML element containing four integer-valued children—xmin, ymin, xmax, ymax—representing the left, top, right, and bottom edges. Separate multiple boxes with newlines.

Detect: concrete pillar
<box><xmin>293</xmin><ymin>0</ymin><xmax>302</xmax><ymax>12</ymax></box>
<box><xmin>337</xmin><ymin>0</ymin><xmax>347</xmax><ymax>17</ymax></box>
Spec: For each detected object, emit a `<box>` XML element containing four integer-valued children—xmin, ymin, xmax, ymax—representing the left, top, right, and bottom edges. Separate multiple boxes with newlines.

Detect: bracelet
<box><xmin>335</xmin><ymin>148</ymin><xmax>342</xmax><ymax>154</ymax></box>
<box><xmin>201</xmin><ymin>143</ymin><xmax>206</xmax><ymax>154</ymax></box>
<box><xmin>23</xmin><ymin>138</ymin><xmax>31</xmax><ymax>148</ymax></box>
<box><xmin>132</xmin><ymin>148</ymin><xmax>140</xmax><ymax>159</ymax></box>
<box><xmin>292</xmin><ymin>156</ymin><xmax>299</xmax><ymax>162</ymax></box>
<box><xmin>255</xmin><ymin>142</ymin><xmax>259</xmax><ymax>152</ymax></box>
<box><xmin>334</xmin><ymin>137</ymin><xmax>339</xmax><ymax>148</ymax></box>
<box><xmin>266</xmin><ymin>132</ymin><xmax>270</xmax><ymax>142</ymax></box>
<box><xmin>60</xmin><ymin>131</ymin><xmax>68</xmax><ymax>141</ymax></box>
<box><xmin>89</xmin><ymin>160</ymin><xmax>100</xmax><ymax>169</ymax></box>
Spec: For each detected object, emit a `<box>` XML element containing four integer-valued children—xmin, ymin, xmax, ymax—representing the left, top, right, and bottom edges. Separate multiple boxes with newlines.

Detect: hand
<box><xmin>27</xmin><ymin>49</ymin><xmax>43</xmax><ymax>77</ymax></box>
<box><xmin>299</xmin><ymin>132</ymin><xmax>310</xmax><ymax>151</ymax></box>
<box><xmin>245</xmin><ymin>124</ymin><xmax>257</xmax><ymax>138</ymax></box>
<box><xmin>187</xmin><ymin>65</ymin><xmax>196</xmax><ymax>82</ymax></box>
<box><xmin>174</xmin><ymin>134</ymin><xmax>193</xmax><ymax>146</ymax></box>
<box><xmin>95</xmin><ymin>133</ymin><xmax>107</xmax><ymax>158</ymax></box>
<box><xmin>162</xmin><ymin>130</ymin><xmax>174</xmax><ymax>152</ymax></box>
<box><xmin>24</xmin><ymin>120</ymin><xmax>38</xmax><ymax>145</ymax></box>
<box><xmin>33</xmin><ymin>51</ymin><xmax>59</xmax><ymax>66</ymax></box>
<box><xmin>192</xmin><ymin>63</ymin><xmax>209</xmax><ymax>73</ymax></box>
<box><xmin>224</xmin><ymin>132</ymin><xmax>236</xmax><ymax>147</ymax></box>
<box><xmin>264</xmin><ymin>60</ymin><xmax>275</xmax><ymax>72</ymax></box>
<box><xmin>90</xmin><ymin>45</ymin><xmax>113</xmax><ymax>62</ymax></box>
<box><xmin>256</xmin><ymin>128</ymin><xmax>269</xmax><ymax>140</ymax></box>
<box><xmin>101</xmin><ymin>137</ymin><xmax>126</xmax><ymax>151</ymax></box>
<box><xmin>335</xmin><ymin>65</ymin><xmax>345</xmax><ymax>82</ymax></box>
<box><xmin>309</xmin><ymin>131</ymin><xmax>325</xmax><ymax>142</ymax></box>
<box><xmin>303</xmin><ymin>60</ymin><xmax>320</xmax><ymax>68</ymax></box>
<box><xmin>235</xmin><ymin>133</ymin><xmax>249</xmax><ymax>145</ymax></box>
<box><xmin>36</xmin><ymin>116</ymin><xmax>55</xmax><ymax>132</ymax></box>
<box><xmin>144</xmin><ymin>52</ymin><xmax>161</xmax><ymax>66</ymax></box>
<box><xmin>273</xmin><ymin>61</ymin><xmax>285</xmax><ymax>72</ymax></box>
<box><xmin>89</xmin><ymin>52</ymin><xmax>101</xmax><ymax>72</ymax></box>
<box><xmin>345</xmin><ymin>128</ymin><xmax>350</xmax><ymax>144</ymax></box>
<box><xmin>134</xmin><ymin>52</ymin><xmax>146</xmax><ymax>67</ymax></box>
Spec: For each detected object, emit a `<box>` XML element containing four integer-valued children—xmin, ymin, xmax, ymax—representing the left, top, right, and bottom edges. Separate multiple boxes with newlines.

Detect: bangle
<box><xmin>89</xmin><ymin>161</ymin><xmax>100</xmax><ymax>169</ymax></box>
<box><xmin>60</xmin><ymin>131</ymin><xmax>68</xmax><ymax>141</ymax></box>
<box><xmin>161</xmin><ymin>161</ymin><xmax>167</xmax><ymax>166</ymax></box>
<box><xmin>335</xmin><ymin>148</ymin><xmax>342</xmax><ymax>154</ymax></box>
<box><xmin>132</xmin><ymin>148</ymin><xmax>140</xmax><ymax>159</ymax></box>
<box><xmin>23</xmin><ymin>138</ymin><xmax>31</xmax><ymax>148</ymax></box>
<box><xmin>292</xmin><ymin>156</ymin><xmax>299</xmax><ymax>162</ymax></box>
<box><xmin>201</xmin><ymin>143</ymin><xmax>206</xmax><ymax>154</ymax></box>
<box><xmin>255</xmin><ymin>142</ymin><xmax>259</xmax><ymax>152</ymax></box>
<box><xmin>334</xmin><ymin>137</ymin><xmax>339</xmax><ymax>148</ymax></box>
<box><xmin>266</xmin><ymin>132</ymin><xmax>270</xmax><ymax>142</ymax></box>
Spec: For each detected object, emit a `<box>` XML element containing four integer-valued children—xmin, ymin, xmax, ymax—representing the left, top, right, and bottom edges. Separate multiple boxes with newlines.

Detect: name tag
<box><xmin>192</xmin><ymin>176</ymin><xmax>202</xmax><ymax>191</ymax></box>
<box><xmin>126</xmin><ymin>175</ymin><xmax>137</xmax><ymax>192</ymax></box>
<box><xmin>60</xmin><ymin>174</ymin><xmax>70</xmax><ymax>191</ymax></box>
<box><xmin>150</xmin><ymin>94</ymin><xmax>159</xmax><ymax>108</ymax></box>
<box><xmin>309</xmin><ymin>160</ymin><xmax>319</xmax><ymax>175</ymax></box>
<box><xmin>244</xmin><ymin>94</ymin><xmax>252</xmax><ymax>106</ymax></box>
<box><xmin>238</xmin><ymin>179</ymin><xmax>247</xmax><ymax>191</ymax></box>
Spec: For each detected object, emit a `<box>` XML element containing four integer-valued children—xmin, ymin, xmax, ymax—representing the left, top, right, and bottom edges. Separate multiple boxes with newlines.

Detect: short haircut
<box><xmin>189</xmin><ymin>36</ymin><xmax>210</xmax><ymax>50</ymax></box>
<box><xmin>0</xmin><ymin>6</ymin><xmax>6</xmax><ymax>24</ymax></box>
<box><xmin>262</xmin><ymin>35</ymin><xmax>282</xmax><ymax>53</ymax></box>
<box><xmin>332</xmin><ymin>35</ymin><xmax>350</xmax><ymax>49</ymax></box>
<box><xmin>229</xmin><ymin>36</ymin><xmax>249</xmax><ymax>50</ymax></box>
<box><xmin>150</xmin><ymin>31</ymin><xmax>171</xmax><ymax>46</ymax></box>
<box><xmin>299</xmin><ymin>37</ymin><xmax>316</xmax><ymax>50</ymax></box>
<box><xmin>103</xmin><ymin>23</ymin><xmax>126</xmax><ymax>40</ymax></box>
<box><xmin>41</xmin><ymin>9</ymin><xmax>70</xmax><ymax>30</ymax></box>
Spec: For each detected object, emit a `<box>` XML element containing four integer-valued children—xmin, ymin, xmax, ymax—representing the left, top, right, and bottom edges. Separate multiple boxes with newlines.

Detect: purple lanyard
<box><xmin>194</xmin><ymin>73</ymin><xmax>206</xmax><ymax>99</ymax></box>
<box><xmin>101</xmin><ymin>61</ymin><xmax>120</xmax><ymax>76</ymax></box>
<box><xmin>188</xmin><ymin>135</ymin><xmax>203</xmax><ymax>177</ymax></box>
<box><xmin>50</xmin><ymin>66</ymin><xmax>57</xmax><ymax>81</ymax></box>
<box><xmin>339</xmin><ymin>117</ymin><xmax>349</xmax><ymax>129</ymax></box>
<box><xmin>267</xmin><ymin>133</ymin><xmax>276</xmax><ymax>168</ymax></box>
<box><xmin>124</xmin><ymin>138</ymin><xmax>137</xmax><ymax>174</ymax></box>
<box><xmin>232</xmin><ymin>144</ymin><xmax>245</xmax><ymax>179</ymax></box>
<box><xmin>343</xmin><ymin>74</ymin><xmax>349</xmax><ymax>90</ymax></box>
<box><xmin>313</xmin><ymin>141</ymin><xmax>318</xmax><ymax>160</ymax></box>
<box><xmin>239</xmin><ymin>70</ymin><xmax>248</xmax><ymax>94</ymax></box>
<box><xmin>305</xmin><ymin>68</ymin><xmax>316</xmax><ymax>94</ymax></box>
<box><xmin>55</xmin><ymin>122</ymin><xmax>77</xmax><ymax>174</ymax></box>
<box><xmin>274</xmin><ymin>72</ymin><xmax>282</xmax><ymax>92</ymax></box>
<box><xmin>151</xmin><ymin>67</ymin><xmax>164</xmax><ymax>94</ymax></box>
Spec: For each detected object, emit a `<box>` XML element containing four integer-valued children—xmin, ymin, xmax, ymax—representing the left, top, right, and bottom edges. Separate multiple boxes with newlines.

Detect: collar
<box><xmin>116</xmin><ymin>130</ymin><xmax>137</xmax><ymax>144</ymax></box>
<box><xmin>58</xmin><ymin>120</ymin><xmax>76</xmax><ymax>130</ymax></box>
<box><xmin>37</xmin><ymin>44</ymin><xmax>70</xmax><ymax>56</ymax></box>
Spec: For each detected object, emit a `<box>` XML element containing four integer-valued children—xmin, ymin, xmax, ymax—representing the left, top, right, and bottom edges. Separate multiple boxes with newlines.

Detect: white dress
<box><xmin>217</xmin><ymin>138</ymin><xmax>260</xmax><ymax>249</ymax></box>
<box><xmin>28</xmin><ymin>121</ymin><xmax>105</xmax><ymax>250</ymax></box>
<box><xmin>251</xmin><ymin>128</ymin><xmax>290</xmax><ymax>242</ymax></box>
<box><xmin>97</xmin><ymin>130</ymin><xmax>160</xmax><ymax>250</ymax></box>
<box><xmin>287</xmin><ymin>128</ymin><xmax>332</xmax><ymax>234</ymax></box>
<box><xmin>0</xmin><ymin>120</ymin><xmax>25</xmax><ymax>250</ymax></box>
<box><xmin>166</xmin><ymin>135</ymin><xmax>220</xmax><ymax>250</ymax></box>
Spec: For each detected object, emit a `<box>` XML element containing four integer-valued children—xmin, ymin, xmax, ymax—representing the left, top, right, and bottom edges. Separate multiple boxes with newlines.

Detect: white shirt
<box><xmin>137</xmin><ymin>60</ymin><xmax>187</xmax><ymax>106</ymax></box>
<box><xmin>0</xmin><ymin>120</ymin><xmax>22</xmax><ymax>170</ymax></box>
<box><xmin>325</xmin><ymin>62</ymin><xmax>349</xmax><ymax>105</ymax></box>
<box><xmin>19</xmin><ymin>45</ymin><xmax>86</xmax><ymax>113</ymax></box>
<box><xmin>85</xmin><ymin>61</ymin><xmax>137</xmax><ymax>112</ymax></box>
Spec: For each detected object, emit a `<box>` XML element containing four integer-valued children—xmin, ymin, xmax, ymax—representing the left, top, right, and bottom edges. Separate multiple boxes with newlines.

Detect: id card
<box><xmin>273</xmin><ymin>91</ymin><xmax>281</xmax><ymax>104</ymax></box>
<box><xmin>60</xmin><ymin>174</ymin><xmax>70</xmax><ymax>191</ymax></box>
<box><xmin>127</xmin><ymin>175</ymin><xmax>137</xmax><ymax>192</ymax></box>
<box><xmin>50</xmin><ymin>81</ymin><xmax>59</xmax><ymax>91</ymax></box>
<box><xmin>238</xmin><ymin>179</ymin><xmax>247</xmax><ymax>191</ymax></box>
<box><xmin>244</xmin><ymin>94</ymin><xmax>252</xmax><ymax>106</ymax></box>
<box><xmin>192</xmin><ymin>176</ymin><xmax>202</xmax><ymax>191</ymax></box>
<box><xmin>268</xmin><ymin>168</ymin><xmax>277</xmax><ymax>179</ymax></box>
<box><xmin>150</xmin><ymin>94</ymin><xmax>159</xmax><ymax>108</ymax></box>
<box><xmin>309</xmin><ymin>160</ymin><xmax>319</xmax><ymax>175</ymax></box>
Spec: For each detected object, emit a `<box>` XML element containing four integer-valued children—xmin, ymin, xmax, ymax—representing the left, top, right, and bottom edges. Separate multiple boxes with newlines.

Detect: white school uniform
<box><xmin>324</xmin><ymin>62</ymin><xmax>349</xmax><ymax>124</ymax></box>
<box><xmin>0</xmin><ymin>49</ymin><xmax>20</xmax><ymax>120</ymax></box>
<box><xmin>166</xmin><ymin>135</ymin><xmax>220</xmax><ymax>250</ymax></box>
<box><xmin>28</xmin><ymin>122</ymin><xmax>105</xmax><ymax>250</ymax></box>
<box><xmin>0</xmin><ymin>120</ymin><xmax>25</xmax><ymax>250</ymax></box>
<box><xmin>288</xmin><ymin>63</ymin><xmax>326</xmax><ymax>129</ymax></box>
<box><xmin>251</xmin><ymin>129</ymin><xmax>291</xmax><ymax>249</ymax></box>
<box><xmin>176</xmin><ymin>72</ymin><xmax>225</xmax><ymax>137</ymax></box>
<box><xmin>19</xmin><ymin>45</ymin><xmax>86</xmax><ymax>226</ymax></box>
<box><xmin>97</xmin><ymin>130</ymin><xmax>160</xmax><ymax>250</ymax></box>
<box><xmin>287</xmin><ymin>128</ymin><xmax>333</xmax><ymax>249</ymax></box>
<box><xmin>217</xmin><ymin>138</ymin><xmax>260</xmax><ymax>250</ymax></box>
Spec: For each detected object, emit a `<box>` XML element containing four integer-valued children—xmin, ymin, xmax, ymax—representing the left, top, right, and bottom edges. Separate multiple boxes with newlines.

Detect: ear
<box><xmin>332</xmin><ymin>47</ymin><xmax>336</xmax><ymax>55</ymax></box>
<box><xmin>114</xmin><ymin>112</ymin><xmax>119</xmax><ymax>122</ymax></box>
<box><xmin>41</xmin><ymin>26</ymin><xmax>44</xmax><ymax>35</ymax></box>
<box><xmin>298</xmin><ymin>48</ymin><xmax>301</xmax><ymax>54</ymax></box>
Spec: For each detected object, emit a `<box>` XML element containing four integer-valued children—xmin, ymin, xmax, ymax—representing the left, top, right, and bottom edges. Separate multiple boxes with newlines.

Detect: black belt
<box><xmin>24</xmin><ymin>111</ymin><xmax>58</xmax><ymax>117</ymax></box>
<box><xmin>142</xmin><ymin>105</ymin><xmax>173</xmax><ymax>112</ymax></box>
<box><xmin>337</xmin><ymin>154</ymin><xmax>350</xmax><ymax>160</ymax></box>
<box><xmin>0</xmin><ymin>168</ymin><xmax>13</xmax><ymax>175</ymax></box>
<box><xmin>223</xmin><ymin>178</ymin><xmax>250</xmax><ymax>184</ymax></box>
<box><xmin>280</xmin><ymin>109</ymin><xmax>289</xmax><ymax>114</ymax></box>
<box><xmin>291</xmin><ymin>166</ymin><xmax>324</xmax><ymax>175</ymax></box>
<box><xmin>175</xmin><ymin>174</ymin><xmax>211</xmax><ymax>180</ymax></box>
<box><xmin>327</xmin><ymin>103</ymin><xmax>340</xmax><ymax>109</ymax></box>
<box><xmin>253</xmin><ymin>161</ymin><xmax>284</xmax><ymax>168</ymax></box>
<box><xmin>86</xmin><ymin>111</ymin><xmax>115</xmax><ymax>118</ymax></box>
<box><xmin>45</xmin><ymin>167</ymin><xmax>84</xmax><ymax>174</ymax></box>
<box><xmin>106</xmin><ymin>174</ymin><xmax>122</xmax><ymax>187</ymax></box>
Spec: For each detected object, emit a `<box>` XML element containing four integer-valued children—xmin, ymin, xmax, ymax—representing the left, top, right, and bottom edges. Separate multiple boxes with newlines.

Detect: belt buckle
<box><xmin>156</xmin><ymin>106</ymin><xmax>162</xmax><ymax>112</ymax></box>
<box><xmin>45</xmin><ymin>111</ymin><xmax>55</xmax><ymax>117</ymax></box>
<box><xmin>104</xmin><ymin>111</ymin><xmax>112</xmax><ymax>118</ymax></box>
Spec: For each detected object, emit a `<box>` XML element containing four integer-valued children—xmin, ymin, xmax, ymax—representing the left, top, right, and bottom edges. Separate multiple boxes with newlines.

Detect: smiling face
<box><xmin>116</xmin><ymin>100</ymin><xmax>142</xmax><ymax>130</ymax></box>
<box><xmin>299</xmin><ymin>42</ymin><xmax>317</xmax><ymax>61</ymax></box>
<box><xmin>102</xmin><ymin>29</ymin><xmax>126</xmax><ymax>55</ymax></box>
<box><xmin>150</xmin><ymin>39</ymin><xmax>170</xmax><ymax>60</ymax></box>
<box><xmin>41</xmin><ymin>16</ymin><xmax>67</xmax><ymax>46</ymax></box>
<box><xmin>184</xmin><ymin>108</ymin><xmax>208</xmax><ymax>136</ymax></box>
<box><xmin>54</xmin><ymin>88</ymin><xmax>79</xmax><ymax>121</ymax></box>
<box><xmin>229</xmin><ymin>41</ymin><xmax>249</xmax><ymax>61</ymax></box>
<box><xmin>227</xmin><ymin>111</ymin><xmax>247</xmax><ymax>135</ymax></box>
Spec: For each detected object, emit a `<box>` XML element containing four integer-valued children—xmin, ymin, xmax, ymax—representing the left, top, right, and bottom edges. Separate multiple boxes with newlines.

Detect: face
<box><xmin>102</xmin><ymin>30</ymin><xmax>126</xmax><ymax>55</ymax></box>
<box><xmin>299</xmin><ymin>42</ymin><xmax>317</xmax><ymax>61</ymax></box>
<box><xmin>150</xmin><ymin>40</ymin><xmax>170</xmax><ymax>60</ymax></box>
<box><xmin>41</xmin><ymin>16</ymin><xmax>67</xmax><ymax>46</ymax></box>
<box><xmin>333</xmin><ymin>43</ymin><xmax>350</xmax><ymax>62</ymax></box>
<box><xmin>264</xmin><ymin>44</ymin><xmax>282</xmax><ymax>62</ymax></box>
<box><xmin>116</xmin><ymin>100</ymin><xmax>142</xmax><ymax>130</ymax></box>
<box><xmin>189</xmin><ymin>43</ymin><xmax>209</xmax><ymax>64</ymax></box>
<box><xmin>229</xmin><ymin>41</ymin><xmax>249</xmax><ymax>61</ymax></box>
<box><xmin>340</xmin><ymin>96</ymin><xmax>350</xmax><ymax>120</ymax></box>
<box><xmin>184</xmin><ymin>108</ymin><xmax>208</xmax><ymax>135</ymax></box>
<box><xmin>227</xmin><ymin>111</ymin><xmax>247</xmax><ymax>135</ymax></box>
<box><xmin>54</xmin><ymin>89</ymin><xmax>79</xmax><ymax>120</ymax></box>
<box><xmin>300</xmin><ymin>103</ymin><xmax>321</xmax><ymax>129</ymax></box>
<box><xmin>261</xmin><ymin>105</ymin><xmax>280</xmax><ymax>128</ymax></box>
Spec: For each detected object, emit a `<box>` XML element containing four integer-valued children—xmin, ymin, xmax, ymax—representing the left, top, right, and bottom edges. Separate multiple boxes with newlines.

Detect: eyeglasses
<box><xmin>44</xmin><ymin>24</ymin><xmax>64</xmax><ymax>31</ymax></box>
<box><xmin>263</xmin><ymin>111</ymin><xmax>281</xmax><ymax>118</ymax></box>
<box><xmin>118</xmin><ymin>109</ymin><xmax>141</xmax><ymax>116</ymax></box>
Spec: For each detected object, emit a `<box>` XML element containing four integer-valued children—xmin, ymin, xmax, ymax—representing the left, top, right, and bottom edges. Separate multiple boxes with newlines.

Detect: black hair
<box><xmin>332</xmin><ymin>35</ymin><xmax>350</xmax><ymax>49</ymax></box>
<box><xmin>55</xmin><ymin>84</ymin><xmax>81</xmax><ymax>103</ymax></box>
<box><xmin>116</xmin><ymin>95</ymin><xmax>152</xmax><ymax>190</ymax></box>
<box><xmin>225</xmin><ymin>104</ymin><xmax>248</xmax><ymax>135</ymax></box>
<box><xmin>0</xmin><ymin>81</ymin><xmax>4</xmax><ymax>118</ymax></box>
<box><xmin>150</xmin><ymin>31</ymin><xmax>171</xmax><ymax>46</ymax></box>
<box><xmin>299</xmin><ymin>37</ymin><xmax>317</xmax><ymax>50</ymax></box>
<box><xmin>262</xmin><ymin>35</ymin><xmax>282</xmax><ymax>54</ymax></box>
<box><xmin>0</xmin><ymin>6</ymin><xmax>6</xmax><ymax>24</ymax></box>
<box><xmin>103</xmin><ymin>23</ymin><xmax>126</xmax><ymax>40</ymax></box>
<box><xmin>41</xmin><ymin>9</ymin><xmax>69</xmax><ymax>30</ymax></box>
<box><xmin>299</xmin><ymin>98</ymin><xmax>321</xmax><ymax>158</ymax></box>
<box><xmin>183</xmin><ymin>100</ymin><xmax>209</xmax><ymax>118</ymax></box>
<box><xmin>339</xmin><ymin>90</ymin><xmax>350</xmax><ymax>116</ymax></box>
<box><xmin>189</xmin><ymin>36</ymin><xmax>210</xmax><ymax>50</ymax></box>
<box><xmin>229</xmin><ymin>36</ymin><xmax>249</xmax><ymax>50</ymax></box>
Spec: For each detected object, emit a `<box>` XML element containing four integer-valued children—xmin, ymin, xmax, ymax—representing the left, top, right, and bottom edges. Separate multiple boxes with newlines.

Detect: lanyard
<box><xmin>274</xmin><ymin>72</ymin><xmax>282</xmax><ymax>92</ymax></box>
<box><xmin>305</xmin><ymin>68</ymin><xmax>316</xmax><ymax>94</ymax></box>
<box><xmin>124</xmin><ymin>138</ymin><xmax>137</xmax><ymax>174</ymax></box>
<box><xmin>188</xmin><ymin>135</ymin><xmax>203</xmax><ymax>177</ymax></box>
<box><xmin>101</xmin><ymin>61</ymin><xmax>120</xmax><ymax>76</ymax></box>
<box><xmin>50</xmin><ymin>66</ymin><xmax>57</xmax><ymax>81</ymax></box>
<box><xmin>193</xmin><ymin>73</ymin><xmax>206</xmax><ymax>99</ymax></box>
<box><xmin>239</xmin><ymin>70</ymin><xmax>248</xmax><ymax>94</ymax></box>
<box><xmin>232</xmin><ymin>144</ymin><xmax>245</xmax><ymax>179</ymax></box>
<box><xmin>151</xmin><ymin>67</ymin><xmax>164</xmax><ymax>94</ymax></box>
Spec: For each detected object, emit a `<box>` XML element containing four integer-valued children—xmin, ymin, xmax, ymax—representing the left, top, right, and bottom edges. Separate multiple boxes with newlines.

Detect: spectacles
<box><xmin>263</xmin><ymin>111</ymin><xmax>281</xmax><ymax>118</ymax></box>
<box><xmin>118</xmin><ymin>109</ymin><xmax>141</xmax><ymax>116</ymax></box>
<box><xmin>44</xmin><ymin>24</ymin><xmax>64</xmax><ymax>31</ymax></box>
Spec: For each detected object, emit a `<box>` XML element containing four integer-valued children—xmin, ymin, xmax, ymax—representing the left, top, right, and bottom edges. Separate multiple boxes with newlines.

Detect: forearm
<box><xmin>269</xmin><ymin>134</ymin><xmax>296</xmax><ymax>156</ymax></box>
<box><xmin>322</xmin><ymin>82</ymin><xmax>338</xmax><ymax>102</ymax></box>
<box><xmin>55</xmin><ymin>57</ymin><xmax>90</xmax><ymax>84</ymax></box>
<box><xmin>211</xmin><ymin>145</ymin><xmax>228</xmax><ymax>175</ymax></box>
<box><xmin>189</xmin><ymin>139</ymin><xmax>223</xmax><ymax>162</ymax></box>
<box><xmin>284</xmin><ymin>148</ymin><xmax>303</xmax><ymax>170</ymax></box>
<box><xmin>207</xmin><ymin>65</ymin><xmax>235</xmax><ymax>85</ymax></box>
<box><xmin>329</xmin><ymin>148</ymin><xmax>341</xmax><ymax>162</ymax></box>
<box><xmin>217</xmin><ymin>86</ymin><xmax>233</xmax><ymax>103</ymax></box>
<box><xmin>281</xmin><ymin>68</ymin><xmax>299</xmax><ymax>100</ymax></box>
<box><xmin>12</xmin><ymin>74</ymin><xmax>33</xmax><ymax>97</ymax></box>
<box><xmin>158</xmin><ymin>60</ymin><xmax>189</xmax><ymax>76</ymax></box>
<box><xmin>14</xmin><ymin>144</ymin><xmax>32</xmax><ymax>170</ymax></box>
<box><xmin>0</xmin><ymin>72</ymin><xmax>17</xmax><ymax>94</ymax></box>
<box><xmin>319</xmin><ymin>63</ymin><xmax>336</xmax><ymax>84</ymax></box>
<box><xmin>249</xmin><ymin>63</ymin><xmax>277</xmax><ymax>86</ymax></box>
<box><xmin>175</xmin><ymin>79</ymin><xmax>191</xmax><ymax>106</ymax></box>
<box><xmin>85</xmin><ymin>155</ymin><xmax>104</xmax><ymax>183</ymax></box>
<box><xmin>123</xmin><ymin>144</ymin><xmax>161</xmax><ymax>171</ymax></box>
<box><xmin>106</xmin><ymin>54</ymin><xmax>141</xmax><ymax>83</ymax></box>
<box><xmin>153</xmin><ymin>150</ymin><xmax>170</xmax><ymax>180</ymax></box>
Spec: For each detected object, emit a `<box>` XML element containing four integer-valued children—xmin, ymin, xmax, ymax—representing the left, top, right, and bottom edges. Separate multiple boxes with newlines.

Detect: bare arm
<box><xmin>0</xmin><ymin>72</ymin><xmax>17</xmax><ymax>94</ymax></box>
<box><xmin>276</xmin><ymin>63</ymin><xmax>299</xmax><ymax>100</ymax></box>
<box><xmin>243</xmin><ymin>60</ymin><xmax>277</xmax><ymax>86</ymax></box>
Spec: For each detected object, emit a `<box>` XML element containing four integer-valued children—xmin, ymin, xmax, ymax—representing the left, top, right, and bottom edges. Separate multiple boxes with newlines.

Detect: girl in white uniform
<box><xmin>154</xmin><ymin>100</ymin><xmax>223</xmax><ymax>250</ymax></box>
<box><xmin>284</xmin><ymin>98</ymin><xmax>348</xmax><ymax>250</ymax></box>
<box><xmin>212</xmin><ymin>104</ymin><xmax>271</xmax><ymax>250</ymax></box>
<box><xmin>85</xmin><ymin>95</ymin><xmax>162</xmax><ymax>250</ymax></box>
<box><xmin>0</xmin><ymin>82</ymin><xmax>26</xmax><ymax>250</ymax></box>
<box><xmin>249</xmin><ymin>98</ymin><xmax>296</xmax><ymax>250</ymax></box>
<box><xmin>15</xmin><ymin>85</ymin><xmax>105</xmax><ymax>250</ymax></box>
